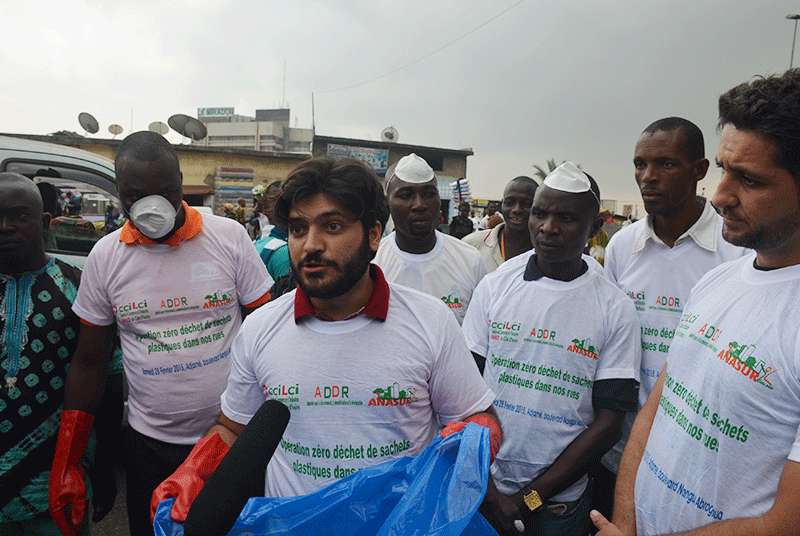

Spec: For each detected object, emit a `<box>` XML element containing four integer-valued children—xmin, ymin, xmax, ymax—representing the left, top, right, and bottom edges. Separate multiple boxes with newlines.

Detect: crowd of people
<box><xmin>1</xmin><ymin>68</ymin><xmax>798</xmax><ymax>536</ymax></box>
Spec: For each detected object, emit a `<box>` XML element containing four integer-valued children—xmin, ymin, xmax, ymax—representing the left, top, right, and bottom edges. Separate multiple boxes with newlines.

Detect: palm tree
<box><xmin>532</xmin><ymin>159</ymin><xmax>581</xmax><ymax>181</ymax></box>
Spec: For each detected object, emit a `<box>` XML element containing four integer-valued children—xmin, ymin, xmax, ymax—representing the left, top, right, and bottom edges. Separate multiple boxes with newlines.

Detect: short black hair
<box><xmin>718</xmin><ymin>69</ymin><xmax>800</xmax><ymax>181</ymax></box>
<box><xmin>642</xmin><ymin>117</ymin><xmax>705</xmax><ymax>161</ymax></box>
<box><xmin>274</xmin><ymin>157</ymin><xmax>389</xmax><ymax>234</ymax></box>
<box><xmin>583</xmin><ymin>171</ymin><xmax>601</xmax><ymax>214</ymax></box>
<box><xmin>115</xmin><ymin>131</ymin><xmax>180</xmax><ymax>173</ymax></box>
<box><xmin>510</xmin><ymin>175</ymin><xmax>538</xmax><ymax>187</ymax></box>
<box><xmin>37</xmin><ymin>182</ymin><xmax>61</xmax><ymax>216</ymax></box>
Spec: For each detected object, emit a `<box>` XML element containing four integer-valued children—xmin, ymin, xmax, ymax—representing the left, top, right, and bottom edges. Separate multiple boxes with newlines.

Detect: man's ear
<box><xmin>588</xmin><ymin>215</ymin><xmax>604</xmax><ymax>240</ymax></box>
<box><xmin>369</xmin><ymin>222</ymin><xmax>383</xmax><ymax>253</ymax></box>
<box><xmin>694</xmin><ymin>158</ymin><xmax>710</xmax><ymax>183</ymax></box>
<box><xmin>42</xmin><ymin>212</ymin><xmax>52</xmax><ymax>230</ymax></box>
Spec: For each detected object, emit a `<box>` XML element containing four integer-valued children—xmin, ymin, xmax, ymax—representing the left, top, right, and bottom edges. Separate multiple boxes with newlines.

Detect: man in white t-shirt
<box><xmin>464</xmin><ymin>162</ymin><xmax>641</xmax><ymax>536</ymax></box>
<box><xmin>596</xmin><ymin>117</ymin><xmax>747</xmax><ymax>519</ymax></box>
<box><xmin>374</xmin><ymin>153</ymin><xmax>486</xmax><ymax>324</ymax></box>
<box><xmin>464</xmin><ymin>176</ymin><xmax>538</xmax><ymax>272</ymax></box>
<box><xmin>48</xmin><ymin>132</ymin><xmax>272</xmax><ymax>536</ymax></box>
<box><xmin>593</xmin><ymin>69</ymin><xmax>800</xmax><ymax>536</ymax></box>
<box><xmin>151</xmin><ymin>157</ymin><xmax>501</xmax><ymax>522</ymax></box>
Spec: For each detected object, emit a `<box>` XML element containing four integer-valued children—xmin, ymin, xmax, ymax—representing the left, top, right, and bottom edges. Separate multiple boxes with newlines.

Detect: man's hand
<box><xmin>441</xmin><ymin>411</ymin><xmax>502</xmax><ymax>461</ymax></box>
<box><xmin>481</xmin><ymin>479</ymin><xmax>526</xmax><ymax>535</ymax></box>
<box><xmin>591</xmin><ymin>509</ymin><xmax>626</xmax><ymax>536</ymax></box>
<box><xmin>49</xmin><ymin>410</ymin><xmax>95</xmax><ymax>536</ymax></box>
<box><xmin>150</xmin><ymin>432</ymin><xmax>230</xmax><ymax>522</ymax></box>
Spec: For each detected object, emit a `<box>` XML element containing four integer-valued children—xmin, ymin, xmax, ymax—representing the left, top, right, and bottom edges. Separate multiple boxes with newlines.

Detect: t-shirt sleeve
<box><xmin>596</xmin><ymin>294</ymin><xmax>642</xmax><ymax>382</ymax></box>
<box><xmin>233</xmin><ymin>224</ymin><xmax>273</xmax><ymax>305</ymax></box>
<box><xmin>462</xmin><ymin>276</ymin><xmax>491</xmax><ymax>357</ymax></box>
<box><xmin>71</xmin><ymin>244</ymin><xmax>115</xmax><ymax>326</ymax></box>
<box><xmin>220</xmin><ymin>320</ymin><xmax>265</xmax><ymax>425</ymax></box>
<box><xmin>430</xmin><ymin>309</ymin><xmax>494</xmax><ymax>424</ymax></box>
<box><xmin>603</xmin><ymin>235</ymin><xmax>620</xmax><ymax>284</ymax></box>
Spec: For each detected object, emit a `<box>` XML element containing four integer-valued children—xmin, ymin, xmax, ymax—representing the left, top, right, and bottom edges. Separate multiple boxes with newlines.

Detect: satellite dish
<box><xmin>381</xmin><ymin>126</ymin><xmax>399</xmax><ymax>143</ymax></box>
<box><xmin>108</xmin><ymin>124</ymin><xmax>124</xmax><ymax>138</ymax></box>
<box><xmin>148</xmin><ymin>121</ymin><xmax>169</xmax><ymax>135</ymax></box>
<box><xmin>78</xmin><ymin>112</ymin><xmax>99</xmax><ymax>134</ymax></box>
<box><xmin>168</xmin><ymin>114</ymin><xmax>207</xmax><ymax>141</ymax></box>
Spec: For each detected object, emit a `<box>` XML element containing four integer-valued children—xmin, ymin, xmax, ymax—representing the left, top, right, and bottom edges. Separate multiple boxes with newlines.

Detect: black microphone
<box><xmin>184</xmin><ymin>400</ymin><xmax>290</xmax><ymax>536</ymax></box>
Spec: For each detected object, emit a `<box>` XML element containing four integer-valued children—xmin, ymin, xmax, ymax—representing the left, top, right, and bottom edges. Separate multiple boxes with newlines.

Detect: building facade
<box><xmin>193</xmin><ymin>107</ymin><xmax>313</xmax><ymax>154</ymax></box>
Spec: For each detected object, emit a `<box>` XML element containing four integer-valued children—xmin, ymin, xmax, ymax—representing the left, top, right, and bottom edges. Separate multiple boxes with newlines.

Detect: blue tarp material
<box><xmin>154</xmin><ymin>423</ymin><xmax>497</xmax><ymax>535</ymax></box>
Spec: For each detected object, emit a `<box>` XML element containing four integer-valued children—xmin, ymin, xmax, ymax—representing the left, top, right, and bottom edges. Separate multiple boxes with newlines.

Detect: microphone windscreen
<box><xmin>184</xmin><ymin>400</ymin><xmax>290</xmax><ymax>536</ymax></box>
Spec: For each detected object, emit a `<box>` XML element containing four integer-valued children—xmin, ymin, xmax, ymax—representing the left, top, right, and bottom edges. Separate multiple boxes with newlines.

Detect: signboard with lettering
<box><xmin>326</xmin><ymin>144</ymin><xmax>389</xmax><ymax>174</ymax></box>
<box><xmin>198</xmin><ymin>107</ymin><xmax>235</xmax><ymax>118</ymax></box>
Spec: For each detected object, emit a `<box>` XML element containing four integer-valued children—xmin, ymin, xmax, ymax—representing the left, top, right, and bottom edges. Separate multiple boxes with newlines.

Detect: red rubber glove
<box><xmin>150</xmin><ymin>432</ymin><xmax>230</xmax><ymax>523</ymax></box>
<box><xmin>49</xmin><ymin>409</ymin><xmax>95</xmax><ymax>536</ymax></box>
<box><xmin>441</xmin><ymin>413</ymin><xmax>502</xmax><ymax>461</ymax></box>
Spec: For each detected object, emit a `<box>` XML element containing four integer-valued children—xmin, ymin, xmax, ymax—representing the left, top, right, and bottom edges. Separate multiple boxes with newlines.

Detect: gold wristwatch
<box><xmin>522</xmin><ymin>488</ymin><xmax>543</xmax><ymax>512</ymax></box>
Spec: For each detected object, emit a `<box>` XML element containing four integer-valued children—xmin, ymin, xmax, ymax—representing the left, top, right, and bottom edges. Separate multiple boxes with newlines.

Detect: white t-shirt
<box><xmin>601</xmin><ymin>202</ymin><xmax>747</xmax><ymax>471</ymax></box>
<box><xmin>462</xmin><ymin>257</ymin><xmax>641</xmax><ymax>501</ymax></box>
<box><xmin>73</xmin><ymin>213</ymin><xmax>271</xmax><ymax>444</ymax></box>
<box><xmin>634</xmin><ymin>255</ymin><xmax>800</xmax><ymax>535</ymax></box>
<box><xmin>220</xmin><ymin>282</ymin><xmax>495</xmax><ymax>497</ymax></box>
<box><xmin>374</xmin><ymin>231</ymin><xmax>486</xmax><ymax>324</ymax></box>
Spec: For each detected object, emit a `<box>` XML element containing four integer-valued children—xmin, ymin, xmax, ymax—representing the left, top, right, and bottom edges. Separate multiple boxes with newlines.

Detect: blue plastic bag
<box><xmin>154</xmin><ymin>423</ymin><xmax>497</xmax><ymax>535</ymax></box>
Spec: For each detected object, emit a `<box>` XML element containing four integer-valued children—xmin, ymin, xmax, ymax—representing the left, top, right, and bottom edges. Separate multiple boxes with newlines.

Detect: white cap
<box><xmin>391</xmin><ymin>153</ymin><xmax>435</xmax><ymax>184</ymax></box>
<box><xmin>543</xmin><ymin>161</ymin><xmax>591</xmax><ymax>193</ymax></box>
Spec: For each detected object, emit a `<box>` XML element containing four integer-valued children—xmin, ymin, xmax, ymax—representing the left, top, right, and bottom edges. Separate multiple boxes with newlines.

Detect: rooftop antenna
<box><xmin>311</xmin><ymin>92</ymin><xmax>316</xmax><ymax>133</ymax></box>
<box><xmin>282</xmin><ymin>58</ymin><xmax>287</xmax><ymax>108</ymax></box>
<box><xmin>108</xmin><ymin>124</ymin><xmax>124</xmax><ymax>139</ymax></box>
<box><xmin>77</xmin><ymin>112</ymin><xmax>99</xmax><ymax>136</ymax></box>
<box><xmin>148</xmin><ymin>121</ymin><xmax>169</xmax><ymax>136</ymax></box>
<box><xmin>168</xmin><ymin>113</ymin><xmax>208</xmax><ymax>143</ymax></box>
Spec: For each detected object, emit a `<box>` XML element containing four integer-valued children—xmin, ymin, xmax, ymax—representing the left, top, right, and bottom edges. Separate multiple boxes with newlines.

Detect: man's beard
<box><xmin>723</xmin><ymin>209</ymin><xmax>800</xmax><ymax>251</ymax></box>
<box><xmin>293</xmin><ymin>235</ymin><xmax>373</xmax><ymax>299</ymax></box>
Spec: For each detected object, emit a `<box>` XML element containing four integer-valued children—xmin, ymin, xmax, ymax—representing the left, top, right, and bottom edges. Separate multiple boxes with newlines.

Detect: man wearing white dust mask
<box><xmin>48</xmin><ymin>131</ymin><xmax>272</xmax><ymax>536</ymax></box>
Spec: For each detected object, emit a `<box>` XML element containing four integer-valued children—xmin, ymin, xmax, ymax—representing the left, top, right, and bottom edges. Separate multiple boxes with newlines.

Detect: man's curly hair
<box><xmin>718</xmin><ymin>69</ymin><xmax>800</xmax><ymax>180</ymax></box>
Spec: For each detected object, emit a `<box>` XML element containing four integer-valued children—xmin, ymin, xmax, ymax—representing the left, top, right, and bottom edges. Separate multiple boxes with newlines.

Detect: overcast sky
<box><xmin>2</xmin><ymin>0</ymin><xmax>798</xmax><ymax>200</ymax></box>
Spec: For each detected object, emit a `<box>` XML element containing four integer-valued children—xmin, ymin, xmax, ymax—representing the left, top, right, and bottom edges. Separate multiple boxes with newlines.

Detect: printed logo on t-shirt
<box><xmin>263</xmin><ymin>383</ymin><xmax>300</xmax><ymax>410</ymax></box>
<box><xmin>112</xmin><ymin>299</ymin><xmax>150</xmax><ymax>324</ymax></box>
<box><xmin>190</xmin><ymin>262</ymin><xmax>222</xmax><ymax>281</ymax></box>
<box><xmin>368</xmin><ymin>382</ymin><xmax>416</xmax><ymax>407</ymax></box>
<box><xmin>566</xmin><ymin>337</ymin><xmax>599</xmax><ymax>360</ymax></box>
<box><xmin>650</xmin><ymin>294</ymin><xmax>682</xmax><ymax>313</ymax></box>
<box><xmin>716</xmin><ymin>341</ymin><xmax>777</xmax><ymax>390</ymax></box>
<box><xmin>307</xmin><ymin>385</ymin><xmax>363</xmax><ymax>407</ymax></box>
<box><xmin>441</xmin><ymin>288</ymin><xmax>464</xmax><ymax>311</ymax></box>
<box><xmin>156</xmin><ymin>295</ymin><xmax>200</xmax><ymax>316</ymax></box>
<box><xmin>490</xmin><ymin>321</ymin><xmax>521</xmax><ymax>343</ymax></box>
<box><xmin>203</xmin><ymin>291</ymin><xmax>234</xmax><ymax>309</ymax></box>
<box><xmin>625</xmin><ymin>289</ymin><xmax>646</xmax><ymax>311</ymax></box>
<box><xmin>523</xmin><ymin>327</ymin><xmax>563</xmax><ymax>348</ymax></box>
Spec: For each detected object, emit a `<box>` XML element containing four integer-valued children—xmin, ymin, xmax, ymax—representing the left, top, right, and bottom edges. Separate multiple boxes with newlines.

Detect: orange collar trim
<box><xmin>119</xmin><ymin>202</ymin><xmax>203</xmax><ymax>247</ymax></box>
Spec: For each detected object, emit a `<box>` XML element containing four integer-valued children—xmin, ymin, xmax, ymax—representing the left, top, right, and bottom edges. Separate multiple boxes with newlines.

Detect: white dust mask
<box><xmin>128</xmin><ymin>195</ymin><xmax>178</xmax><ymax>239</ymax></box>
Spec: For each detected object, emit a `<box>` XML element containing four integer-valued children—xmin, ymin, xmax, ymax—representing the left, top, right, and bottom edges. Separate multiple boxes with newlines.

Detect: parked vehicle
<box><xmin>0</xmin><ymin>135</ymin><xmax>118</xmax><ymax>268</ymax></box>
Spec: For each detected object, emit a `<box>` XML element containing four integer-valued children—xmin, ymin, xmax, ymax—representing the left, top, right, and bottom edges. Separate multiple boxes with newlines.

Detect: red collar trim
<box><xmin>294</xmin><ymin>264</ymin><xmax>390</xmax><ymax>322</ymax></box>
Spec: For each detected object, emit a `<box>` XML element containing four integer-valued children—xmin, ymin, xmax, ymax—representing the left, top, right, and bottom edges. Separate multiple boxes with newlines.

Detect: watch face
<box><xmin>523</xmin><ymin>490</ymin><xmax>543</xmax><ymax>512</ymax></box>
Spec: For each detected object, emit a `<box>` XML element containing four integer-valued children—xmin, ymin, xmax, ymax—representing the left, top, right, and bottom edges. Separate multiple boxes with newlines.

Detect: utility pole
<box><xmin>788</xmin><ymin>14</ymin><xmax>800</xmax><ymax>68</ymax></box>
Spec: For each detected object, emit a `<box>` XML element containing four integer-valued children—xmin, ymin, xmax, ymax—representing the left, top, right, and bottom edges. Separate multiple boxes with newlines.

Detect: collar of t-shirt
<box><xmin>634</xmin><ymin>199</ymin><xmax>718</xmax><ymax>253</ymax></box>
<box><xmin>523</xmin><ymin>253</ymin><xmax>589</xmax><ymax>282</ymax></box>
<box><xmin>268</xmin><ymin>225</ymin><xmax>288</xmax><ymax>241</ymax></box>
<box><xmin>390</xmin><ymin>230</ymin><xmax>445</xmax><ymax>262</ymax></box>
<box><xmin>294</xmin><ymin>263</ymin><xmax>390</xmax><ymax>322</ymax></box>
<box><xmin>483</xmin><ymin>222</ymin><xmax>504</xmax><ymax>248</ymax></box>
<box><xmin>119</xmin><ymin>202</ymin><xmax>203</xmax><ymax>247</ymax></box>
